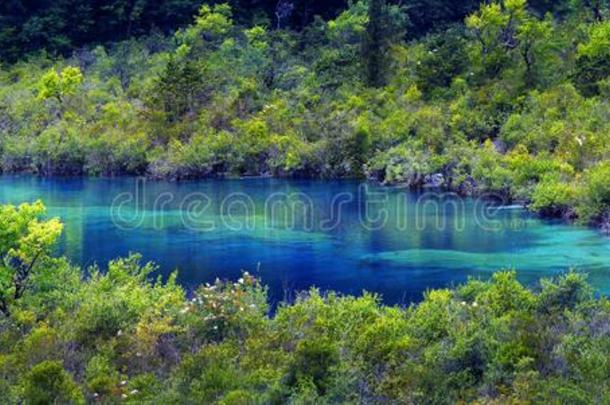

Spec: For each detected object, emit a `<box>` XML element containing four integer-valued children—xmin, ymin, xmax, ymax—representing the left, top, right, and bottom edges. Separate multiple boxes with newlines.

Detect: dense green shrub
<box><xmin>573</xmin><ymin>21</ymin><xmax>610</xmax><ymax>96</ymax></box>
<box><xmin>576</xmin><ymin>162</ymin><xmax>610</xmax><ymax>225</ymax></box>
<box><xmin>5</xmin><ymin>262</ymin><xmax>609</xmax><ymax>404</ymax></box>
<box><xmin>531</xmin><ymin>177</ymin><xmax>576</xmax><ymax>216</ymax></box>
<box><xmin>22</xmin><ymin>361</ymin><xmax>84</xmax><ymax>405</ymax></box>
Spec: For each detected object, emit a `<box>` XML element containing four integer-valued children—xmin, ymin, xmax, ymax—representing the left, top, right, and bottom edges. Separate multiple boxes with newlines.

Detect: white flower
<box><xmin>461</xmin><ymin>301</ymin><xmax>466</xmax><ymax>306</ymax></box>
<box><xmin>93</xmin><ymin>393</ymin><xmax>99</xmax><ymax>398</ymax></box>
<box><xmin>130</xmin><ymin>389</ymin><xmax>139</xmax><ymax>395</ymax></box>
<box><xmin>472</xmin><ymin>302</ymin><xmax>478</xmax><ymax>307</ymax></box>
<box><xmin>117</xmin><ymin>330</ymin><xmax>123</xmax><ymax>336</ymax></box>
<box><xmin>238</xmin><ymin>278</ymin><xmax>244</xmax><ymax>284</ymax></box>
<box><xmin>122</xmin><ymin>394</ymin><xmax>128</xmax><ymax>399</ymax></box>
<box><xmin>120</xmin><ymin>380</ymin><xmax>127</xmax><ymax>386</ymax></box>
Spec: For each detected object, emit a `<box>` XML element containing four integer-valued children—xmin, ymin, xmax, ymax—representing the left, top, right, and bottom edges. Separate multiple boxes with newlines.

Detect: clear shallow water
<box><xmin>2</xmin><ymin>175</ymin><xmax>610</xmax><ymax>305</ymax></box>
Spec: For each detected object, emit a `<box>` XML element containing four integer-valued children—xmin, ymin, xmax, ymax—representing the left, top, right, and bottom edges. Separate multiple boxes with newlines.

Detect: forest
<box><xmin>1</xmin><ymin>0</ymin><xmax>610</xmax><ymax>228</ymax></box>
<box><xmin>0</xmin><ymin>0</ymin><xmax>482</xmax><ymax>62</ymax></box>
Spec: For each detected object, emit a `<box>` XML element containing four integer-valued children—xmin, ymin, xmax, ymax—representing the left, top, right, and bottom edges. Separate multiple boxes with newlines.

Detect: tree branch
<box><xmin>13</xmin><ymin>250</ymin><xmax>42</xmax><ymax>301</ymax></box>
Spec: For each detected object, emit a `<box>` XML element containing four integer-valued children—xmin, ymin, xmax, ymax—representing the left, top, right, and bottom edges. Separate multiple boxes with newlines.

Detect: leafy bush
<box><xmin>576</xmin><ymin>162</ymin><xmax>610</xmax><ymax>225</ymax></box>
<box><xmin>531</xmin><ymin>177</ymin><xmax>576</xmax><ymax>216</ymax></box>
<box><xmin>22</xmin><ymin>361</ymin><xmax>84</xmax><ymax>405</ymax></box>
<box><xmin>574</xmin><ymin>21</ymin><xmax>610</xmax><ymax>96</ymax></box>
<box><xmin>0</xmin><ymin>228</ymin><xmax>608</xmax><ymax>404</ymax></box>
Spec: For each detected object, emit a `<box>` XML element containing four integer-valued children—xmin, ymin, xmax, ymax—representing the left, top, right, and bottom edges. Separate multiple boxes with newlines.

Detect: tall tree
<box><xmin>363</xmin><ymin>0</ymin><xmax>405</xmax><ymax>87</ymax></box>
<box><xmin>574</xmin><ymin>21</ymin><xmax>610</xmax><ymax>95</ymax></box>
<box><xmin>0</xmin><ymin>201</ymin><xmax>63</xmax><ymax>317</ymax></box>
<box><xmin>364</xmin><ymin>0</ymin><xmax>385</xmax><ymax>87</ymax></box>
<box><xmin>405</xmin><ymin>0</ymin><xmax>480</xmax><ymax>35</ymax></box>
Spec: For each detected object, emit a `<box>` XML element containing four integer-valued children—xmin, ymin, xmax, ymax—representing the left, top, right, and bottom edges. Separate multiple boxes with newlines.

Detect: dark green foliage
<box><xmin>413</xmin><ymin>27</ymin><xmax>469</xmax><ymax>97</ymax></box>
<box><xmin>0</xmin><ymin>0</ymin><xmax>349</xmax><ymax>62</ymax></box>
<box><xmin>22</xmin><ymin>361</ymin><xmax>84</xmax><ymax>405</ymax></box>
<box><xmin>363</xmin><ymin>0</ymin><xmax>407</xmax><ymax>87</ymax></box>
<box><xmin>0</xmin><ymin>0</ymin><xmax>514</xmax><ymax>63</ymax></box>
<box><xmin>364</xmin><ymin>0</ymin><xmax>385</xmax><ymax>87</ymax></box>
<box><xmin>574</xmin><ymin>54</ymin><xmax>610</xmax><ymax>96</ymax></box>
<box><xmin>0</xmin><ymin>0</ymin><xmax>201</xmax><ymax>62</ymax></box>
<box><xmin>153</xmin><ymin>56</ymin><xmax>206</xmax><ymax>124</ymax></box>
<box><xmin>537</xmin><ymin>272</ymin><xmax>593</xmax><ymax>312</ymax></box>
<box><xmin>286</xmin><ymin>339</ymin><xmax>339</xmax><ymax>395</ymax></box>
<box><xmin>405</xmin><ymin>0</ymin><xmax>481</xmax><ymax>34</ymax></box>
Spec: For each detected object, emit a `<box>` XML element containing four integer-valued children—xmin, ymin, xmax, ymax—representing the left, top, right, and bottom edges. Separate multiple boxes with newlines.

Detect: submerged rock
<box><xmin>458</xmin><ymin>176</ymin><xmax>478</xmax><ymax>196</ymax></box>
<box><xmin>598</xmin><ymin>214</ymin><xmax>610</xmax><ymax>235</ymax></box>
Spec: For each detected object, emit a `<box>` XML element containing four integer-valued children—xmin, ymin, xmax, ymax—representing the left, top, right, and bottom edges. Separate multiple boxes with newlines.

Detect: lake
<box><xmin>2</xmin><ymin>175</ymin><xmax>610</xmax><ymax>305</ymax></box>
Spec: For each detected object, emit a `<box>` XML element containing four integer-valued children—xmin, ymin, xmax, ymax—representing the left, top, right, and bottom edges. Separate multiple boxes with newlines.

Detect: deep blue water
<box><xmin>2</xmin><ymin>176</ymin><xmax>610</xmax><ymax>305</ymax></box>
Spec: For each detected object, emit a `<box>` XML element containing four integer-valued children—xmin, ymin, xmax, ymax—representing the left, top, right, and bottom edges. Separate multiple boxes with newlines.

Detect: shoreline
<box><xmin>2</xmin><ymin>170</ymin><xmax>607</xmax><ymax>234</ymax></box>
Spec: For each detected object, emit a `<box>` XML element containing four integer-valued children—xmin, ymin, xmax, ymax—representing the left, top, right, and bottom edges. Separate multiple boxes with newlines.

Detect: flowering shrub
<box><xmin>180</xmin><ymin>272</ymin><xmax>268</xmax><ymax>343</ymax></box>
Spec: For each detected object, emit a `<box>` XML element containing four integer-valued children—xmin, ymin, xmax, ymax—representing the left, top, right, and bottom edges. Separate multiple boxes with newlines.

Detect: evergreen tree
<box><xmin>363</xmin><ymin>0</ymin><xmax>406</xmax><ymax>87</ymax></box>
<box><xmin>364</xmin><ymin>0</ymin><xmax>385</xmax><ymax>87</ymax></box>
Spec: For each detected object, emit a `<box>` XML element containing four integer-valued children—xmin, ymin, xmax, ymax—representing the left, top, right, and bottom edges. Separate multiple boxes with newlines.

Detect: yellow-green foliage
<box><xmin>531</xmin><ymin>177</ymin><xmax>576</xmax><ymax>215</ymax></box>
<box><xmin>0</xmin><ymin>201</ymin><xmax>63</xmax><ymax>318</ymax></box>
<box><xmin>37</xmin><ymin>66</ymin><xmax>84</xmax><ymax>102</ymax></box>
<box><xmin>0</xmin><ymin>1</ymin><xmax>609</xmax><ymax>224</ymax></box>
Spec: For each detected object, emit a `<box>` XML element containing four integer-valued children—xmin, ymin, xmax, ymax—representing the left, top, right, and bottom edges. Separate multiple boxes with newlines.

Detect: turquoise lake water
<box><xmin>2</xmin><ymin>176</ymin><xmax>609</xmax><ymax>304</ymax></box>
